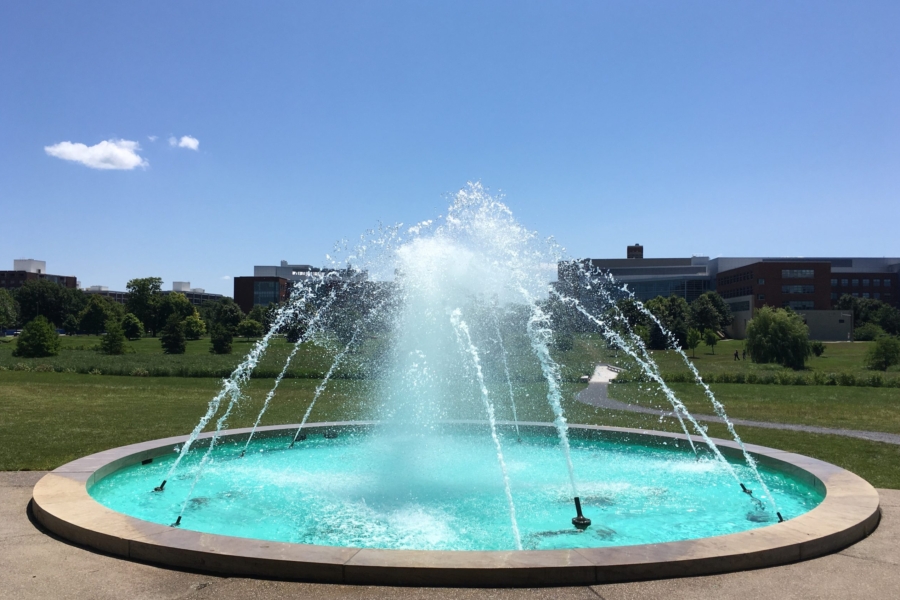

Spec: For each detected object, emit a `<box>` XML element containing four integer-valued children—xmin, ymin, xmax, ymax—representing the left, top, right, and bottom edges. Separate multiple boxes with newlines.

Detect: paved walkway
<box><xmin>577</xmin><ymin>364</ymin><xmax>900</xmax><ymax>445</ymax></box>
<box><xmin>1</xmin><ymin>471</ymin><xmax>898</xmax><ymax>599</ymax></box>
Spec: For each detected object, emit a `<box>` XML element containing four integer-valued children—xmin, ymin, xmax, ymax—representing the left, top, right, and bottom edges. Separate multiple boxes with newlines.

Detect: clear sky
<box><xmin>1</xmin><ymin>1</ymin><xmax>897</xmax><ymax>296</ymax></box>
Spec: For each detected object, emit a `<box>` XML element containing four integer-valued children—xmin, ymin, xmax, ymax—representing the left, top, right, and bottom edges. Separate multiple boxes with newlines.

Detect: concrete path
<box><xmin>578</xmin><ymin>365</ymin><xmax>900</xmax><ymax>445</ymax></box>
<box><xmin>2</xmin><ymin>471</ymin><xmax>898</xmax><ymax>599</ymax></box>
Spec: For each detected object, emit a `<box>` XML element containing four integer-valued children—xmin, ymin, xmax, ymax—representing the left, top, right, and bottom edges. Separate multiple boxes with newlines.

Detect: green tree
<box><xmin>703</xmin><ymin>328</ymin><xmax>718</xmax><ymax>354</ymax></box>
<box><xmin>866</xmin><ymin>336</ymin><xmax>900</xmax><ymax>371</ymax></box>
<box><xmin>0</xmin><ymin>288</ymin><xmax>19</xmax><ymax>333</ymax></box>
<box><xmin>746</xmin><ymin>306</ymin><xmax>811</xmax><ymax>370</ymax></box>
<box><xmin>99</xmin><ymin>318</ymin><xmax>127</xmax><ymax>355</ymax></box>
<box><xmin>237</xmin><ymin>318</ymin><xmax>264</xmax><ymax>341</ymax></box>
<box><xmin>62</xmin><ymin>314</ymin><xmax>79</xmax><ymax>335</ymax></box>
<box><xmin>12</xmin><ymin>316</ymin><xmax>61</xmax><ymax>358</ymax></box>
<box><xmin>183</xmin><ymin>314</ymin><xmax>207</xmax><ymax>340</ymax></box>
<box><xmin>702</xmin><ymin>291</ymin><xmax>734</xmax><ymax>332</ymax></box>
<box><xmin>126</xmin><ymin>277</ymin><xmax>163</xmax><ymax>336</ymax></box>
<box><xmin>78</xmin><ymin>294</ymin><xmax>116</xmax><ymax>335</ymax></box>
<box><xmin>156</xmin><ymin>292</ymin><xmax>196</xmax><ymax>333</ymax></box>
<box><xmin>212</xmin><ymin>298</ymin><xmax>245</xmax><ymax>332</ymax></box>
<box><xmin>686</xmin><ymin>328</ymin><xmax>702</xmax><ymax>358</ymax></box>
<box><xmin>689</xmin><ymin>295</ymin><xmax>720</xmax><ymax>334</ymax></box>
<box><xmin>854</xmin><ymin>322</ymin><xmax>885</xmax><ymax>341</ymax></box>
<box><xmin>159</xmin><ymin>313</ymin><xmax>186</xmax><ymax>354</ymax></box>
<box><xmin>645</xmin><ymin>295</ymin><xmax>690</xmax><ymax>350</ymax></box>
<box><xmin>248</xmin><ymin>303</ymin><xmax>278</xmax><ymax>332</ymax></box>
<box><xmin>209</xmin><ymin>323</ymin><xmax>233</xmax><ymax>354</ymax></box>
<box><xmin>121</xmin><ymin>313</ymin><xmax>145</xmax><ymax>340</ymax></box>
<box><xmin>14</xmin><ymin>280</ymin><xmax>86</xmax><ymax>327</ymax></box>
<box><xmin>874</xmin><ymin>305</ymin><xmax>900</xmax><ymax>336</ymax></box>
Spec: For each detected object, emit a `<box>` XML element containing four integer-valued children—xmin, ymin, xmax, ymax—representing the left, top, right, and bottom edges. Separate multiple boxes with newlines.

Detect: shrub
<box><xmin>88</xmin><ymin>368</ymin><xmax>102</xmax><ymax>375</ymax></box>
<box><xmin>12</xmin><ymin>316</ymin><xmax>61</xmax><ymax>358</ymax></box>
<box><xmin>838</xmin><ymin>372</ymin><xmax>857</xmax><ymax>386</ymax></box>
<box><xmin>122</xmin><ymin>313</ymin><xmax>144</xmax><ymax>340</ymax></box>
<box><xmin>130</xmin><ymin>368</ymin><xmax>150</xmax><ymax>377</ymax></box>
<box><xmin>855</xmin><ymin>322</ymin><xmax>886</xmax><ymax>341</ymax></box>
<box><xmin>210</xmin><ymin>323</ymin><xmax>233</xmax><ymax>355</ymax></box>
<box><xmin>746</xmin><ymin>306</ymin><xmax>811</xmax><ymax>370</ymax></box>
<box><xmin>13</xmin><ymin>362</ymin><xmax>31</xmax><ymax>371</ymax></box>
<box><xmin>866</xmin><ymin>336</ymin><xmax>900</xmax><ymax>371</ymax></box>
<box><xmin>34</xmin><ymin>364</ymin><xmax>55</xmax><ymax>372</ymax></box>
<box><xmin>160</xmin><ymin>314</ymin><xmax>186</xmax><ymax>355</ymax></box>
<box><xmin>99</xmin><ymin>318</ymin><xmax>127</xmax><ymax>355</ymax></box>
<box><xmin>809</xmin><ymin>341</ymin><xmax>826</xmax><ymax>357</ymax></box>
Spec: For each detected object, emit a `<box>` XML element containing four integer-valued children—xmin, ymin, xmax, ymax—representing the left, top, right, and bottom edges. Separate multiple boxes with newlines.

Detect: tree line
<box><xmin>0</xmin><ymin>277</ymin><xmax>271</xmax><ymax>358</ymax></box>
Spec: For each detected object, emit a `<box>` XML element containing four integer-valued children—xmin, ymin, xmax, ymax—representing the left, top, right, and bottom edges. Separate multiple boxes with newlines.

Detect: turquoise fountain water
<box><xmin>90</xmin><ymin>183</ymin><xmax>821</xmax><ymax>550</ymax></box>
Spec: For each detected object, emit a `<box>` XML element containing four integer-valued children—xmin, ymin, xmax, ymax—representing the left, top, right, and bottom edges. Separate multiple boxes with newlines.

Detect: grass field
<box><xmin>2</xmin><ymin>371</ymin><xmax>899</xmax><ymax>489</ymax></box>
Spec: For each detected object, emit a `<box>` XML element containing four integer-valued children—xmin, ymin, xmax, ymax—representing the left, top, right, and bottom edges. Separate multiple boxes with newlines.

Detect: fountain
<box><xmin>32</xmin><ymin>184</ymin><xmax>880</xmax><ymax>586</ymax></box>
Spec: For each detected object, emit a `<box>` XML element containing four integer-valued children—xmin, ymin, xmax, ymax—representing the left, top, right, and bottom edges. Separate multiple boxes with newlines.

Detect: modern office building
<box><xmin>0</xmin><ymin>259</ymin><xmax>77</xmax><ymax>290</ymax></box>
<box><xmin>84</xmin><ymin>281</ymin><xmax>224</xmax><ymax>307</ymax></box>
<box><xmin>162</xmin><ymin>282</ymin><xmax>223</xmax><ymax>306</ymax></box>
<box><xmin>233</xmin><ymin>261</ymin><xmax>367</xmax><ymax>314</ymax></box>
<box><xmin>561</xmin><ymin>247</ymin><xmax>900</xmax><ymax>340</ymax></box>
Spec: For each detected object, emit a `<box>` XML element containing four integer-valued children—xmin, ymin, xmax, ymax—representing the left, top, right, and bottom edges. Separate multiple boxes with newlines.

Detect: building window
<box><xmin>253</xmin><ymin>281</ymin><xmax>280</xmax><ymax>306</ymax></box>
<box><xmin>874</xmin><ymin>279</ymin><xmax>881</xmax><ymax>287</ymax></box>
<box><xmin>886</xmin><ymin>280</ymin><xmax>892</xmax><ymax>288</ymax></box>
<box><xmin>831</xmin><ymin>279</ymin><xmax>837</xmax><ymax>287</ymax></box>
<box><xmin>852</xmin><ymin>279</ymin><xmax>859</xmax><ymax>287</ymax></box>
<box><xmin>863</xmin><ymin>279</ymin><xmax>870</xmax><ymax>286</ymax></box>
<box><xmin>852</xmin><ymin>293</ymin><xmax>859</xmax><ymax>297</ymax></box>
<box><xmin>782</xmin><ymin>285</ymin><xmax>815</xmax><ymax>294</ymax></box>
<box><xmin>758</xmin><ymin>278</ymin><xmax>765</xmax><ymax>285</ymax></box>
<box><xmin>831</xmin><ymin>292</ymin><xmax>838</xmax><ymax>300</ymax></box>
<box><xmin>758</xmin><ymin>294</ymin><xmax>765</xmax><ymax>300</ymax></box>
<box><xmin>875</xmin><ymin>293</ymin><xmax>881</xmax><ymax>300</ymax></box>
<box><xmin>728</xmin><ymin>300</ymin><xmax>750</xmax><ymax>312</ymax></box>
<box><xmin>863</xmin><ymin>293</ymin><xmax>870</xmax><ymax>299</ymax></box>
<box><xmin>786</xmin><ymin>301</ymin><xmax>815</xmax><ymax>310</ymax></box>
<box><xmin>782</xmin><ymin>269</ymin><xmax>815</xmax><ymax>279</ymax></box>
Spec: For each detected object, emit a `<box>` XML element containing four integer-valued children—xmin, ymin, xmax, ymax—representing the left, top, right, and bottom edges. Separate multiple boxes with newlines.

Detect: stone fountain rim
<box><xmin>31</xmin><ymin>421</ymin><xmax>881</xmax><ymax>587</ymax></box>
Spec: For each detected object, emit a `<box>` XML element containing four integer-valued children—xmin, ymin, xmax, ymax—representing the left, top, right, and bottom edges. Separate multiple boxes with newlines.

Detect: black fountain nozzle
<box><xmin>239</xmin><ymin>450</ymin><xmax>245</xmax><ymax>458</ymax></box>
<box><xmin>777</xmin><ymin>512</ymin><xmax>784</xmax><ymax>523</ymax></box>
<box><xmin>153</xmin><ymin>480</ymin><xmax>167</xmax><ymax>492</ymax></box>
<box><xmin>172</xmin><ymin>516</ymin><xmax>181</xmax><ymax>527</ymax></box>
<box><xmin>740</xmin><ymin>483</ymin><xmax>753</xmax><ymax>496</ymax></box>
<box><xmin>572</xmin><ymin>497</ymin><xmax>591</xmax><ymax>530</ymax></box>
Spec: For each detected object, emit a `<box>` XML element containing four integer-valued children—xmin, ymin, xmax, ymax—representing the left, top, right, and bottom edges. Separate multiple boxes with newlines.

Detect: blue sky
<box><xmin>1</xmin><ymin>1</ymin><xmax>897</xmax><ymax>296</ymax></box>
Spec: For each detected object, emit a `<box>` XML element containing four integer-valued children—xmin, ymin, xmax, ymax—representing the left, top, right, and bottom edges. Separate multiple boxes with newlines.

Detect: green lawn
<box><xmin>610</xmin><ymin>382</ymin><xmax>900</xmax><ymax>434</ymax></box>
<box><xmin>2</xmin><ymin>371</ymin><xmax>899</xmax><ymax>489</ymax></box>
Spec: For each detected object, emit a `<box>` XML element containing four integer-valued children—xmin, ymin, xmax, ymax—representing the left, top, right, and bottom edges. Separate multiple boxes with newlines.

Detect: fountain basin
<box><xmin>32</xmin><ymin>422</ymin><xmax>880</xmax><ymax>586</ymax></box>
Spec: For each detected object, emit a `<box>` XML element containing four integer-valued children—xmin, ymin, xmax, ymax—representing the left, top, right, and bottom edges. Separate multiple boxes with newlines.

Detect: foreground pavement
<box><xmin>2</xmin><ymin>471</ymin><xmax>898</xmax><ymax>600</ymax></box>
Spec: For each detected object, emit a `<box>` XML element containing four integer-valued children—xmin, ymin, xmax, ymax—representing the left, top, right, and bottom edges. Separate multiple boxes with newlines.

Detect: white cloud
<box><xmin>44</xmin><ymin>139</ymin><xmax>148</xmax><ymax>170</ymax></box>
<box><xmin>148</xmin><ymin>135</ymin><xmax>158</xmax><ymax>142</ymax></box>
<box><xmin>220</xmin><ymin>275</ymin><xmax>231</xmax><ymax>280</ymax></box>
<box><xmin>169</xmin><ymin>135</ymin><xmax>199</xmax><ymax>150</ymax></box>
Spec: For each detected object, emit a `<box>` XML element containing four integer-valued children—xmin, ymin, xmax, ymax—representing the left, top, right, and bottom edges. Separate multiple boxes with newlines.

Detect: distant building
<box><xmin>560</xmin><ymin>247</ymin><xmax>900</xmax><ymax>341</ymax></box>
<box><xmin>233</xmin><ymin>261</ymin><xmax>367</xmax><ymax>314</ymax></box>
<box><xmin>84</xmin><ymin>286</ymin><xmax>129</xmax><ymax>304</ymax></box>
<box><xmin>161</xmin><ymin>281</ymin><xmax>224</xmax><ymax>307</ymax></box>
<box><xmin>84</xmin><ymin>281</ymin><xmax>224</xmax><ymax>307</ymax></box>
<box><xmin>0</xmin><ymin>259</ymin><xmax>77</xmax><ymax>291</ymax></box>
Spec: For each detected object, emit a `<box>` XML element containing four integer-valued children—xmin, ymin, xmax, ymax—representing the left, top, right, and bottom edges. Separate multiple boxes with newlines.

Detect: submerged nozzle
<box><xmin>777</xmin><ymin>512</ymin><xmax>784</xmax><ymax>523</ymax></box>
<box><xmin>154</xmin><ymin>480</ymin><xmax>167</xmax><ymax>492</ymax></box>
<box><xmin>572</xmin><ymin>497</ymin><xmax>591</xmax><ymax>530</ymax></box>
<box><xmin>740</xmin><ymin>483</ymin><xmax>753</xmax><ymax>496</ymax></box>
<box><xmin>172</xmin><ymin>516</ymin><xmax>181</xmax><ymax>527</ymax></box>
<box><xmin>239</xmin><ymin>450</ymin><xmax>245</xmax><ymax>458</ymax></box>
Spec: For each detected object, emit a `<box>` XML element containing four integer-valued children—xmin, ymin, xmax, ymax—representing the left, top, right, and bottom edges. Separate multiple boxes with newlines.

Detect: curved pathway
<box><xmin>577</xmin><ymin>364</ymin><xmax>900</xmax><ymax>446</ymax></box>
